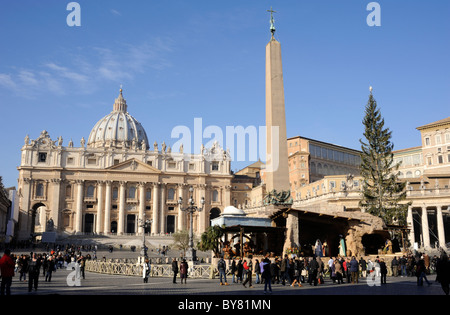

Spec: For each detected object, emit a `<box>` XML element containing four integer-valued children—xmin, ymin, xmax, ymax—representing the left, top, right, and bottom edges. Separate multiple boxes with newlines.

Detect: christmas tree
<box><xmin>359</xmin><ymin>88</ymin><xmax>409</xmax><ymax>226</ymax></box>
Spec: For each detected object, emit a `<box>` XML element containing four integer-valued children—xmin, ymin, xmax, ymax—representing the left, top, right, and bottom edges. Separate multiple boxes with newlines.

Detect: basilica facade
<box><xmin>17</xmin><ymin>89</ymin><xmax>233</xmax><ymax>239</ymax></box>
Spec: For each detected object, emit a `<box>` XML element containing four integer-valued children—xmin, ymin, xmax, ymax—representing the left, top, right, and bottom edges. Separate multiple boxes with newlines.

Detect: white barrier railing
<box><xmin>85</xmin><ymin>260</ymin><xmax>212</xmax><ymax>279</ymax></box>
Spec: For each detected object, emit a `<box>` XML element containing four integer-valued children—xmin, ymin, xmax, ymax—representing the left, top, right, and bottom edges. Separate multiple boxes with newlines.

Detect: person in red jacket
<box><xmin>0</xmin><ymin>249</ymin><xmax>15</xmax><ymax>295</ymax></box>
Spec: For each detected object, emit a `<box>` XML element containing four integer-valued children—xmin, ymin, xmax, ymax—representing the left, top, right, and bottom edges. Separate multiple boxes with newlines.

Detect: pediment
<box><xmin>106</xmin><ymin>158</ymin><xmax>161</xmax><ymax>174</ymax></box>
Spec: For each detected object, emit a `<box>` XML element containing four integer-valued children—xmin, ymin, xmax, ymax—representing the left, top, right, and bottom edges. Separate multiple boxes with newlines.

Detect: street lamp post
<box><xmin>138</xmin><ymin>215</ymin><xmax>152</xmax><ymax>258</ymax></box>
<box><xmin>178</xmin><ymin>186</ymin><xmax>205</xmax><ymax>262</ymax></box>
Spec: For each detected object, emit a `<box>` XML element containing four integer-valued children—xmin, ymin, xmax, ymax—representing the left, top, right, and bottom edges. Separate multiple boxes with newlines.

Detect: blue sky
<box><xmin>0</xmin><ymin>0</ymin><xmax>449</xmax><ymax>188</ymax></box>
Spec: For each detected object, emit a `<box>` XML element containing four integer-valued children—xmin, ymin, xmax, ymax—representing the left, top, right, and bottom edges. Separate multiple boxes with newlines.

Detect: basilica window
<box><xmin>146</xmin><ymin>189</ymin><xmax>152</xmax><ymax>201</ymax></box>
<box><xmin>65</xmin><ymin>185</ymin><xmax>72</xmax><ymax>198</ymax></box>
<box><xmin>167</xmin><ymin>188</ymin><xmax>175</xmax><ymax>200</ymax></box>
<box><xmin>128</xmin><ymin>186</ymin><xmax>136</xmax><ymax>199</ymax></box>
<box><xmin>112</xmin><ymin>187</ymin><xmax>118</xmax><ymax>199</ymax></box>
<box><xmin>212</xmin><ymin>162</ymin><xmax>219</xmax><ymax>171</ymax></box>
<box><xmin>86</xmin><ymin>185</ymin><xmax>95</xmax><ymax>198</ymax></box>
<box><xmin>212</xmin><ymin>190</ymin><xmax>219</xmax><ymax>202</ymax></box>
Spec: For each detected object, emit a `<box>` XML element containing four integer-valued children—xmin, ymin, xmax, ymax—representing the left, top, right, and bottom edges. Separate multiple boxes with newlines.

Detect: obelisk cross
<box><xmin>267</xmin><ymin>7</ymin><xmax>276</xmax><ymax>37</ymax></box>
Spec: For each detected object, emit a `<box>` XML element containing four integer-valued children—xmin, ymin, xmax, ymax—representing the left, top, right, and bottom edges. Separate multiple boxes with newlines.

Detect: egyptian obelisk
<box><xmin>265</xmin><ymin>8</ymin><xmax>290</xmax><ymax>193</ymax></box>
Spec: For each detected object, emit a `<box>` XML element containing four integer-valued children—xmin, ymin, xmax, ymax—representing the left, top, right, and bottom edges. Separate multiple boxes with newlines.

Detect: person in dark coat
<box><xmin>436</xmin><ymin>251</ymin><xmax>450</xmax><ymax>295</ymax></box>
<box><xmin>28</xmin><ymin>253</ymin><xmax>42</xmax><ymax>292</ymax></box>
<box><xmin>262</xmin><ymin>258</ymin><xmax>272</xmax><ymax>294</ymax></box>
<box><xmin>180</xmin><ymin>259</ymin><xmax>188</xmax><ymax>284</ymax></box>
<box><xmin>172</xmin><ymin>258</ymin><xmax>179</xmax><ymax>284</ymax></box>
<box><xmin>379</xmin><ymin>258</ymin><xmax>388</xmax><ymax>284</ymax></box>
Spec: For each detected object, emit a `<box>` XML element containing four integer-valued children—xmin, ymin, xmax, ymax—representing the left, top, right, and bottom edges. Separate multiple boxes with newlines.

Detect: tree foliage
<box><xmin>359</xmin><ymin>90</ymin><xmax>409</xmax><ymax>226</ymax></box>
<box><xmin>172</xmin><ymin>230</ymin><xmax>191</xmax><ymax>257</ymax></box>
<box><xmin>197</xmin><ymin>225</ymin><xmax>225</xmax><ymax>258</ymax></box>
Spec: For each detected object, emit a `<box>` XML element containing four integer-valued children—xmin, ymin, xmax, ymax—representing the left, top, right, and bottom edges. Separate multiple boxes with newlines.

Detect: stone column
<box><xmin>152</xmin><ymin>183</ymin><xmax>159</xmax><ymax>234</ymax></box>
<box><xmin>436</xmin><ymin>206</ymin><xmax>446</xmax><ymax>248</ymax></box>
<box><xmin>104</xmin><ymin>181</ymin><xmax>112</xmax><ymax>234</ymax></box>
<box><xmin>96</xmin><ymin>181</ymin><xmax>104</xmax><ymax>234</ymax></box>
<box><xmin>138</xmin><ymin>182</ymin><xmax>146</xmax><ymax>235</ymax></box>
<box><xmin>160</xmin><ymin>183</ymin><xmax>166</xmax><ymax>234</ymax></box>
<box><xmin>75</xmin><ymin>180</ymin><xmax>84</xmax><ymax>233</ymax></box>
<box><xmin>198</xmin><ymin>184</ymin><xmax>207</xmax><ymax>233</ymax></box>
<box><xmin>421</xmin><ymin>207</ymin><xmax>431</xmax><ymax>248</ymax></box>
<box><xmin>407</xmin><ymin>205</ymin><xmax>415</xmax><ymax>248</ymax></box>
<box><xmin>177</xmin><ymin>184</ymin><xmax>185</xmax><ymax>231</ymax></box>
<box><xmin>50</xmin><ymin>178</ymin><xmax>61</xmax><ymax>231</ymax></box>
<box><xmin>118</xmin><ymin>181</ymin><xmax>126</xmax><ymax>235</ymax></box>
<box><xmin>224</xmin><ymin>185</ymin><xmax>231</xmax><ymax>207</ymax></box>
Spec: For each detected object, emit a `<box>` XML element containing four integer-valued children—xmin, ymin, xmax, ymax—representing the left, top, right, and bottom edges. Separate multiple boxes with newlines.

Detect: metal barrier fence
<box><xmin>85</xmin><ymin>260</ymin><xmax>212</xmax><ymax>279</ymax></box>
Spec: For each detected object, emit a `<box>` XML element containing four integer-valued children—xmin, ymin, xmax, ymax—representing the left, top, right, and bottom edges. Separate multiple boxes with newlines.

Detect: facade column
<box><xmin>152</xmin><ymin>183</ymin><xmax>159</xmax><ymax>234</ymax></box>
<box><xmin>104</xmin><ymin>181</ymin><xmax>112</xmax><ymax>234</ymax></box>
<box><xmin>96</xmin><ymin>181</ymin><xmax>104</xmax><ymax>234</ymax></box>
<box><xmin>160</xmin><ymin>183</ymin><xmax>166</xmax><ymax>234</ymax></box>
<box><xmin>138</xmin><ymin>182</ymin><xmax>146</xmax><ymax>235</ymax></box>
<box><xmin>118</xmin><ymin>181</ymin><xmax>126</xmax><ymax>235</ymax></box>
<box><xmin>177</xmin><ymin>184</ymin><xmax>185</xmax><ymax>231</ymax></box>
<box><xmin>224</xmin><ymin>185</ymin><xmax>231</xmax><ymax>207</ymax></box>
<box><xmin>75</xmin><ymin>180</ymin><xmax>84</xmax><ymax>233</ymax></box>
<box><xmin>198</xmin><ymin>184</ymin><xmax>207</xmax><ymax>233</ymax></box>
<box><xmin>50</xmin><ymin>178</ymin><xmax>62</xmax><ymax>231</ymax></box>
<box><xmin>436</xmin><ymin>206</ymin><xmax>446</xmax><ymax>248</ymax></box>
<box><xmin>407</xmin><ymin>205</ymin><xmax>415</xmax><ymax>248</ymax></box>
<box><xmin>421</xmin><ymin>207</ymin><xmax>431</xmax><ymax>248</ymax></box>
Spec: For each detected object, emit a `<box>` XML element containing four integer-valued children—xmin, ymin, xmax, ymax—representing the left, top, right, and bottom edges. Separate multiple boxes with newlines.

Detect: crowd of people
<box><xmin>215</xmin><ymin>251</ymin><xmax>450</xmax><ymax>295</ymax></box>
<box><xmin>0</xmin><ymin>244</ymin><xmax>92</xmax><ymax>295</ymax></box>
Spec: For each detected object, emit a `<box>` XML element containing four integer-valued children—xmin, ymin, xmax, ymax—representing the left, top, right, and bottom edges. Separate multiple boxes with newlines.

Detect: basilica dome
<box><xmin>87</xmin><ymin>89</ymin><xmax>149</xmax><ymax>149</ymax></box>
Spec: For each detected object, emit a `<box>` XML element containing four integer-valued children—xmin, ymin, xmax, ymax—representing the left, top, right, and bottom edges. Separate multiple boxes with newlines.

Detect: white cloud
<box><xmin>0</xmin><ymin>37</ymin><xmax>175</xmax><ymax>98</ymax></box>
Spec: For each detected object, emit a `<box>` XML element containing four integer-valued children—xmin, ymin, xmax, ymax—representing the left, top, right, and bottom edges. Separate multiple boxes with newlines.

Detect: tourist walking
<box><xmin>254</xmin><ymin>259</ymin><xmax>261</xmax><ymax>284</ymax></box>
<box><xmin>217</xmin><ymin>257</ymin><xmax>229</xmax><ymax>286</ymax></box>
<box><xmin>242</xmin><ymin>258</ymin><xmax>253</xmax><ymax>288</ymax></box>
<box><xmin>379</xmin><ymin>258</ymin><xmax>387</xmax><ymax>284</ymax></box>
<box><xmin>262</xmin><ymin>258</ymin><xmax>272</xmax><ymax>294</ymax></box>
<box><xmin>308</xmin><ymin>257</ymin><xmax>319</xmax><ymax>286</ymax></box>
<box><xmin>180</xmin><ymin>259</ymin><xmax>188</xmax><ymax>284</ymax></box>
<box><xmin>28</xmin><ymin>253</ymin><xmax>42</xmax><ymax>292</ymax></box>
<box><xmin>45</xmin><ymin>256</ymin><xmax>55</xmax><ymax>282</ymax></box>
<box><xmin>0</xmin><ymin>249</ymin><xmax>15</xmax><ymax>295</ymax></box>
<box><xmin>291</xmin><ymin>258</ymin><xmax>303</xmax><ymax>287</ymax></box>
<box><xmin>416</xmin><ymin>256</ymin><xmax>431</xmax><ymax>286</ymax></box>
<box><xmin>230</xmin><ymin>260</ymin><xmax>237</xmax><ymax>283</ymax></box>
<box><xmin>359</xmin><ymin>257</ymin><xmax>367</xmax><ymax>277</ymax></box>
<box><xmin>280</xmin><ymin>254</ymin><xmax>291</xmax><ymax>285</ymax></box>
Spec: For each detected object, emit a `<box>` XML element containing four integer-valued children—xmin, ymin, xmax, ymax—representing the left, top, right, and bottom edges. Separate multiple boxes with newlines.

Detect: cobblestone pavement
<box><xmin>8</xmin><ymin>267</ymin><xmax>446</xmax><ymax>296</ymax></box>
